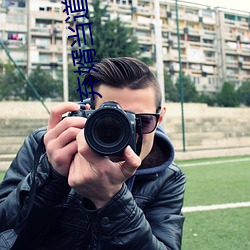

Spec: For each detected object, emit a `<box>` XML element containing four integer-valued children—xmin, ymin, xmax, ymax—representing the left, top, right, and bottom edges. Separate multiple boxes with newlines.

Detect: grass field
<box><xmin>177</xmin><ymin>156</ymin><xmax>250</xmax><ymax>250</ymax></box>
<box><xmin>0</xmin><ymin>155</ymin><xmax>250</xmax><ymax>249</ymax></box>
<box><xmin>0</xmin><ymin>171</ymin><xmax>5</xmax><ymax>181</ymax></box>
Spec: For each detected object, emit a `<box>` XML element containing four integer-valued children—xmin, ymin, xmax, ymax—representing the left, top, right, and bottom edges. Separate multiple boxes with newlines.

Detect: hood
<box><xmin>126</xmin><ymin>126</ymin><xmax>175</xmax><ymax>190</ymax></box>
<box><xmin>135</xmin><ymin>126</ymin><xmax>175</xmax><ymax>176</ymax></box>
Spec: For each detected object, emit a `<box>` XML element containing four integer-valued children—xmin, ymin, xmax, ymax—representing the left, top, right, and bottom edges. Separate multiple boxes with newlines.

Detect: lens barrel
<box><xmin>84</xmin><ymin>107</ymin><xmax>132</xmax><ymax>156</ymax></box>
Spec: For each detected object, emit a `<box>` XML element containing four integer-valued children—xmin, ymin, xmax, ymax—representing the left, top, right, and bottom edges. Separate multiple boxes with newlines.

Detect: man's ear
<box><xmin>158</xmin><ymin>107</ymin><xmax>166</xmax><ymax>124</ymax></box>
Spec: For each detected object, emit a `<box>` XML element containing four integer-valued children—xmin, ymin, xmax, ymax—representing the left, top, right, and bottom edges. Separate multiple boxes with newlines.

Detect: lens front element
<box><xmin>84</xmin><ymin>108</ymin><xmax>132</xmax><ymax>155</ymax></box>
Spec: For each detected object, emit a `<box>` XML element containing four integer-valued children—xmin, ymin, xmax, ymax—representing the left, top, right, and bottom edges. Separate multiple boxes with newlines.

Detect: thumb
<box><xmin>121</xmin><ymin>146</ymin><xmax>141</xmax><ymax>178</ymax></box>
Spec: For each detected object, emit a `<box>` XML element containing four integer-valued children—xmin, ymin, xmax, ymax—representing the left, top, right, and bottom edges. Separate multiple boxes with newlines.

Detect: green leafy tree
<box><xmin>217</xmin><ymin>81</ymin><xmax>239</xmax><ymax>107</ymax></box>
<box><xmin>68</xmin><ymin>63</ymin><xmax>94</xmax><ymax>102</ymax></box>
<box><xmin>68</xmin><ymin>63</ymin><xmax>83</xmax><ymax>101</ymax></box>
<box><xmin>164</xmin><ymin>70</ymin><xmax>178</xmax><ymax>102</ymax></box>
<box><xmin>198</xmin><ymin>93</ymin><xmax>216</xmax><ymax>106</ymax></box>
<box><xmin>0</xmin><ymin>63</ymin><xmax>25</xmax><ymax>100</ymax></box>
<box><xmin>237</xmin><ymin>80</ymin><xmax>250</xmax><ymax>106</ymax></box>
<box><xmin>88</xmin><ymin>0</ymin><xmax>141</xmax><ymax>61</ymax></box>
<box><xmin>25</xmin><ymin>67</ymin><xmax>62</xmax><ymax>100</ymax></box>
<box><xmin>176</xmin><ymin>74</ymin><xmax>198</xmax><ymax>102</ymax></box>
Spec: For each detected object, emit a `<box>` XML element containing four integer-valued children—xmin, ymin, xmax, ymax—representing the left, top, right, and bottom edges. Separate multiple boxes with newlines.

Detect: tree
<box><xmin>237</xmin><ymin>80</ymin><xmax>250</xmax><ymax>106</ymax></box>
<box><xmin>25</xmin><ymin>67</ymin><xmax>62</xmax><ymax>100</ymax></box>
<box><xmin>176</xmin><ymin>74</ymin><xmax>198</xmax><ymax>102</ymax></box>
<box><xmin>164</xmin><ymin>70</ymin><xmax>178</xmax><ymax>102</ymax></box>
<box><xmin>198</xmin><ymin>93</ymin><xmax>216</xmax><ymax>106</ymax></box>
<box><xmin>217</xmin><ymin>81</ymin><xmax>239</xmax><ymax>107</ymax></box>
<box><xmin>0</xmin><ymin>63</ymin><xmax>25</xmax><ymax>100</ymax></box>
<box><xmin>88</xmin><ymin>0</ymin><xmax>141</xmax><ymax>61</ymax></box>
<box><xmin>68</xmin><ymin>63</ymin><xmax>83</xmax><ymax>101</ymax></box>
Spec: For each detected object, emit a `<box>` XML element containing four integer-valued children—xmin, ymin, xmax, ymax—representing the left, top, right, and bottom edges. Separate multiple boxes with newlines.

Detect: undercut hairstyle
<box><xmin>84</xmin><ymin>57</ymin><xmax>162</xmax><ymax>112</ymax></box>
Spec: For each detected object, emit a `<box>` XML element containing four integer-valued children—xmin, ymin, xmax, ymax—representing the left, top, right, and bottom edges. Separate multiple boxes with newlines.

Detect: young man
<box><xmin>0</xmin><ymin>57</ymin><xmax>186</xmax><ymax>249</ymax></box>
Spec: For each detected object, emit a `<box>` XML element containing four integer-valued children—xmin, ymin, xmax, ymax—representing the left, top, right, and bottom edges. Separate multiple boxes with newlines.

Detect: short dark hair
<box><xmin>85</xmin><ymin>57</ymin><xmax>162</xmax><ymax>112</ymax></box>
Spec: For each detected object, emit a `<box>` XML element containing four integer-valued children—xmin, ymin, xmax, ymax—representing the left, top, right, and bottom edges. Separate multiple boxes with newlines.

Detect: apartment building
<box><xmin>216</xmin><ymin>7</ymin><xmax>250</xmax><ymax>89</ymax></box>
<box><xmin>27</xmin><ymin>0</ymin><xmax>63</xmax><ymax>77</ymax></box>
<box><xmin>0</xmin><ymin>0</ymin><xmax>64</xmax><ymax>76</ymax></box>
<box><xmin>0</xmin><ymin>0</ymin><xmax>249</xmax><ymax>94</ymax></box>
<box><xmin>0</xmin><ymin>0</ymin><xmax>27</xmax><ymax>73</ymax></box>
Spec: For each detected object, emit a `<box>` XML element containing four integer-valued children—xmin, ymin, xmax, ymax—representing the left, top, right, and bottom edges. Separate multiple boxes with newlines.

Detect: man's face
<box><xmin>95</xmin><ymin>85</ymin><xmax>165</xmax><ymax>161</ymax></box>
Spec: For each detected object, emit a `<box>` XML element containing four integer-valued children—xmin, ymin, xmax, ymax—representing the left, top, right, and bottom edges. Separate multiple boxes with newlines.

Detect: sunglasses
<box><xmin>136</xmin><ymin>113</ymin><xmax>160</xmax><ymax>134</ymax></box>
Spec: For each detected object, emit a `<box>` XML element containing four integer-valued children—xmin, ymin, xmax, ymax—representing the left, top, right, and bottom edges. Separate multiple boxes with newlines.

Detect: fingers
<box><xmin>121</xmin><ymin>146</ymin><xmax>141</xmax><ymax>177</ymax></box>
<box><xmin>43</xmin><ymin>102</ymin><xmax>85</xmax><ymax>176</ymax></box>
<box><xmin>47</xmin><ymin>102</ymin><xmax>80</xmax><ymax>130</ymax></box>
<box><xmin>76</xmin><ymin>130</ymin><xmax>141</xmax><ymax>180</ymax></box>
<box><xmin>76</xmin><ymin>130</ymin><xmax>103</xmax><ymax>163</ymax></box>
<box><xmin>45</xmin><ymin>125</ymin><xmax>83</xmax><ymax>154</ymax></box>
<box><xmin>46</xmin><ymin>116</ymin><xmax>85</xmax><ymax>141</ymax></box>
<box><xmin>76</xmin><ymin>130</ymin><xmax>141</xmax><ymax>174</ymax></box>
<box><xmin>48</xmin><ymin>140</ymin><xmax>79</xmax><ymax>176</ymax></box>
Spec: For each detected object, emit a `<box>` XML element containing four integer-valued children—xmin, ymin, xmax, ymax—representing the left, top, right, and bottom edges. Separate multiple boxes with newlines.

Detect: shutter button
<box><xmin>101</xmin><ymin>217</ymin><xmax>109</xmax><ymax>225</ymax></box>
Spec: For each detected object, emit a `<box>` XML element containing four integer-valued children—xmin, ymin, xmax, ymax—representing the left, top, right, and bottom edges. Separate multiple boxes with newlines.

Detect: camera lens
<box><xmin>93</xmin><ymin>115</ymin><xmax>123</xmax><ymax>144</ymax></box>
<box><xmin>84</xmin><ymin>108</ymin><xmax>132</xmax><ymax>156</ymax></box>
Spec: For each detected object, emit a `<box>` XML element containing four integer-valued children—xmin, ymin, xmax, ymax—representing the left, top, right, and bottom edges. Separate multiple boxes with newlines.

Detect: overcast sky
<box><xmin>184</xmin><ymin>0</ymin><xmax>250</xmax><ymax>12</ymax></box>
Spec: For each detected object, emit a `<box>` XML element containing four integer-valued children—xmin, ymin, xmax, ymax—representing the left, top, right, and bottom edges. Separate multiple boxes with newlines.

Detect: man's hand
<box><xmin>44</xmin><ymin>102</ymin><xmax>86</xmax><ymax>176</ymax></box>
<box><xmin>68</xmin><ymin>130</ymin><xmax>142</xmax><ymax>209</ymax></box>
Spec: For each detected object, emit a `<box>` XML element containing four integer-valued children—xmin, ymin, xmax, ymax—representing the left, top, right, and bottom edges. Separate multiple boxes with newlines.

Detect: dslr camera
<box><xmin>68</xmin><ymin>101</ymin><xmax>139</xmax><ymax>156</ymax></box>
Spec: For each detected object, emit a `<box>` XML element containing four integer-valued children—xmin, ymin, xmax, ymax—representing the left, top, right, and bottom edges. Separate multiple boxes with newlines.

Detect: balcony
<box><xmin>0</xmin><ymin>6</ymin><xmax>8</xmax><ymax>13</ymax></box>
<box><xmin>30</xmin><ymin>11</ymin><xmax>62</xmax><ymax>21</ymax></box>
<box><xmin>136</xmin><ymin>6</ymin><xmax>152</xmax><ymax>16</ymax></box>
<box><xmin>163</xmin><ymin>54</ymin><xmax>178</xmax><ymax>61</ymax></box>
<box><xmin>204</xmin><ymin>58</ymin><xmax>216</xmax><ymax>65</ymax></box>
<box><xmin>49</xmin><ymin>44</ymin><xmax>63</xmax><ymax>53</ymax></box>
<box><xmin>226</xmin><ymin>61</ymin><xmax>238</xmax><ymax>68</ymax></box>
<box><xmin>31</xmin><ymin>44</ymin><xmax>50</xmax><ymax>52</ymax></box>
<box><xmin>5</xmin><ymin>23</ymin><xmax>27</xmax><ymax>32</ymax></box>
<box><xmin>235</xmin><ymin>21</ymin><xmax>249</xmax><ymax>30</ymax></box>
<box><xmin>107</xmin><ymin>3</ymin><xmax>132</xmax><ymax>15</ymax></box>
<box><xmin>140</xmin><ymin>51</ymin><xmax>152</xmax><ymax>58</ymax></box>
<box><xmin>242</xmin><ymin>61</ymin><xmax>250</xmax><ymax>70</ymax></box>
<box><xmin>171</xmin><ymin>12</ymin><xmax>185</xmax><ymax>21</ymax></box>
<box><xmin>223</xmin><ymin>34</ymin><xmax>238</xmax><ymax>42</ymax></box>
<box><xmin>131</xmin><ymin>20</ymin><xmax>151</xmax><ymax>31</ymax></box>
<box><xmin>202</xmin><ymin>17</ymin><xmax>216</xmax><ymax>25</ymax></box>
<box><xmin>137</xmin><ymin>35</ymin><xmax>153</xmax><ymax>45</ymax></box>
<box><xmin>4</xmin><ymin>40</ymin><xmax>26</xmax><ymax>49</ymax></box>
<box><xmin>30</xmin><ymin>27</ymin><xmax>51</xmax><ymax>37</ymax></box>
<box><xmin>201</xmin><ymin>30</ymin><xmax>216</xmax><ymax>40</ymax></box>
<box><xmin>185</xmin><ymin>13</ymin><xmax>199</xmax><ymax>23</ymax></box>
<box><xmin>186</xmin><ymin>27</ymin><xmax>201</xmax><ymax>36</ymax></box>
<box><xmin>201</xmin><ymin>42</ymin><xmax>215</xmax><ymax>49</ymax></box>
<box><xmin>15</xmin><ymin>59</ymin><xmax>27</xmax><ymax>66</ymax></box>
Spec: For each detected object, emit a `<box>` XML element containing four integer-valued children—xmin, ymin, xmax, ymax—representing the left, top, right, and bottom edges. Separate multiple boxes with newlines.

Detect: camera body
<box><xmin>68</xmin><ymin>101</ymin><xmax>137</xmax><ymax>156</ymax></box>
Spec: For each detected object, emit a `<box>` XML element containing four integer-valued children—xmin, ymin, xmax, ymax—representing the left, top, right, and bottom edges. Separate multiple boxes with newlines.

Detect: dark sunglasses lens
<box><xmin>139</xmin><ymin>115</ymin><xmax>157</xmax><ymax>134</ymax></box>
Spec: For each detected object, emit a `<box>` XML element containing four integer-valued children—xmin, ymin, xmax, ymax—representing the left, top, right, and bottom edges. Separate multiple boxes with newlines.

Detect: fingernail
<box><xmin>125</xmin><ymin>145</ymin><xmax>134</xmax><ymax>156</ymax></box>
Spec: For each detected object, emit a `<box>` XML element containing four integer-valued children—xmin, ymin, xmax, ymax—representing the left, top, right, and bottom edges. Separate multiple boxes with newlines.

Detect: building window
<box><xmin>193</xmin><ymin>76</ymin><xmax>200</xmax><ymax>84</ymax></box>
<box><xmin>202</xmin><ymin>9</ymin><xmax>212</xmax><ymax>17</ymax></box>
<box><xmin>4</xmin><ymin>0</ymin><xmax>25</xmax><ymax>7</ymax></box>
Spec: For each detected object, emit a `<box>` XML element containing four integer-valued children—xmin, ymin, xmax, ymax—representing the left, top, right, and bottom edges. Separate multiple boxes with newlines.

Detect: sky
<box><xmin>184</xmin><ymin>0</ymin><xmax>250</xmax><ymax>13</ymax></box>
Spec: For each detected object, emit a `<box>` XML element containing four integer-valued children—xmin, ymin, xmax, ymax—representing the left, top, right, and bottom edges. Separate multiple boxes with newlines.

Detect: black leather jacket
<box><xmin>0</xmin><ymin>127</ymin><xmax>186</xmax><ymax>250</ymax></box>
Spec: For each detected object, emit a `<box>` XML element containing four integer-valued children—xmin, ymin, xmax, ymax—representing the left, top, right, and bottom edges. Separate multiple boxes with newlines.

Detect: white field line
<box><xmin>180</xmin><ymin>157</ymin><xmax>250</xmax><ymax>167</ymax></box>
<box><xmin>182</xmin><ymin>201</ymin><xmax>250</xmax><ymax>213</ymax></box>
